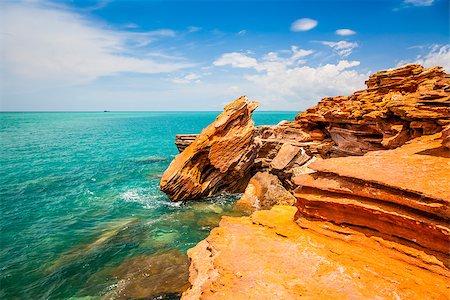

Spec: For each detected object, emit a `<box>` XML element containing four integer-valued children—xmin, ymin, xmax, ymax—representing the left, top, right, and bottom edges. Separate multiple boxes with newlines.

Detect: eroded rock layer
<box><xmin>182</xmin><ymin>206</ymin><xmax>450</xmax><ymax>300</ymax></box>
<box><xmin>235</xmin><ymin>172</ymin><xmax>296</xmax><ymax>213</ymax></box>
<box><xmin>160</xmin><ymin>96</ymin><xmax>259</xmax><ymax>200</ymax></box>
<box><xmin>295</xmin><ymin>64</ymin><xmax>450</xmax><ymax>156</ymax></box>
<box><xmin>293</xmin><ymin>133</ymin><xmax>450</xmax><ymax>257</ymax></box>
<box><xmin>167</xmin><ymin>64</ymin><xmax>450</xmax><ymax>298</ymax></box>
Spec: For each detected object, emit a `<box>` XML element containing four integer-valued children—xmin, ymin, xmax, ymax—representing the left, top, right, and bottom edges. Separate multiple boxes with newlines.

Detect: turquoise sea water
<box><xmin>0</xmin><ymin>111</ymin><xmax>297</xmax><ymax>299</ymax></box>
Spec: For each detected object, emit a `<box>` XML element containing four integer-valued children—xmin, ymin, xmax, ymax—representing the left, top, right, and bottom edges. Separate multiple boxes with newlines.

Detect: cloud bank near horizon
<box><xmin>0</xmin><ymin>0</ymin><xmax>448</xmax><ymax>111</ymax></box>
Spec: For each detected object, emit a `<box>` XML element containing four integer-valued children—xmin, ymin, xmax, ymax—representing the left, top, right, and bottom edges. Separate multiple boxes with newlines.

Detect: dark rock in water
<box><xmin>102</xmin><ymin>249</ymin><xmax>190</xmax><ymax>300</ymax></box>
<box><xmin>149</xmin><ymin>173</ymin><xmax>163</xmax><ymax>179</ymax></box>
<box><xmin>175</xmin><ymin>134</ymin><xmax>198</xmax><ymax>152</ymax></box>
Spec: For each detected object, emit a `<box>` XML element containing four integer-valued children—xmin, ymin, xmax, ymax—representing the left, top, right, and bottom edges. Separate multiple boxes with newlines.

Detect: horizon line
<box><xmin>0</xmin><ymin>110</ymin><xmax>301</xmax><ymax>113</ymax></box>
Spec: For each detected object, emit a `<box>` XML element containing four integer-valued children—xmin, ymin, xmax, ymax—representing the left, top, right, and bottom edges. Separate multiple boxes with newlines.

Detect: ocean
<box><xmin>0</xmin><ymin>111</ymin><xmax>297</xmax><ymax>299</ymax></box>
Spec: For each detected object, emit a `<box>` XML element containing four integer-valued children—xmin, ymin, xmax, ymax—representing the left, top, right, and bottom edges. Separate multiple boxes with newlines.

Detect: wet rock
<box><xmin>45</xmin><ymin>219</ymin><xmax>138</xmax><ymax>273</ymax></box>
<box><xmin>103</xmin><ymin>249</ymin><xmax>190</xmax><ymax>300</ymax></box>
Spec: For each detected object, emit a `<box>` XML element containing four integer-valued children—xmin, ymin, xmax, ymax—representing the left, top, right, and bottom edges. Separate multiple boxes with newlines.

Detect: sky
<box><xmin>0</xmin><ymin>0</ymin><xmax>449</xmax><ymax>111</ymax></box>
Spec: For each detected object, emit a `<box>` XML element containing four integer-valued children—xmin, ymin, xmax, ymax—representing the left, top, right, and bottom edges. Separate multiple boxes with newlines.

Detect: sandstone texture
<box><xmin>182</xmin><ymin>206</ymin><xmax>449</xmax><ymax>300</ymax></box>
<box><xmin>160</xmin><ymin>96</ymin><xmax>259</xmax><ymax>200</ymax></box>
<box><xmin>295</xmin><ymin>64</ymin><xmax>450</xmax><ymax>156</ymax></box>
<box><xmin>235</xmin><ymin>172</ymin><xmax>296</xmax><ymax>213</ymax></box>
<box><xmin>164</xmin><ymin>64</ymin><xmax>449</xmax><ymax>201</ymax></box>
<box><xmin>293</xmin><ymin>132</ymin><xmax>450</xmax><ymax>261</ymax></box>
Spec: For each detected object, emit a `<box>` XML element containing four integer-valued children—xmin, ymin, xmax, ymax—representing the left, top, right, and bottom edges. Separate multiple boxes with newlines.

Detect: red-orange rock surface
<box><xmin>235</xmin><ymin>172</ymin><xmax>296</xmax><ymax>212</ymax></box>
<box><xmin>182</xmin><ymin>206</ymin><xmax>449</xmax><ymax>300</ymax></box>
<box><xmin>160</xmin><ymin>96</ymin><xmax>259</xmax><ymax>200</ymax></box>
<box><xmin>294</xmin><ymin>132</ymin><xmax>450</xmax><ymax>258</ymax></box>
<box><xmin>294</xmin><ymin>64</ymin><xmax>450</xmax><ymax>156</ymax></box>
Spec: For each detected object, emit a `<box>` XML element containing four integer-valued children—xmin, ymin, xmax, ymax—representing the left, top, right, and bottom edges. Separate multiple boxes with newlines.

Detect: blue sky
<box><xmin>0</xmin><ymin>0</ymin><xmax>448</xmax><ymax>111</ymax></box>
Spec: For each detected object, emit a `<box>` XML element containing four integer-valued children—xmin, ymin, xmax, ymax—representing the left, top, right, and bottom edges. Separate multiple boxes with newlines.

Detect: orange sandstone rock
<box><xmin>307</xmin><ymin>133</ymin><xmax>450</xmax><ymax>202</ymax></box>
<box><xmin>160</xmin><ymin>96</ymin><xmax>259</xmax><ymax>200</ymax></box>
<box><xmin>295</xmin><ymin>64</ymin><xmax>449</xmax><ymax>156</ymax></box>
<box><xmin>235</xmin><ymin>172</ymin><xmax>296</xmax><ymax>212</ymax></box>
<box><xmin>293</xmin><ymin>133</ymin><xmax>450</xmax><ymax>259</ymax></box>
<box><xmin>182</xmin><ymin>206</ymin><xmax>450</xmax><ymax>300</ymax></box>
<box><xmin>163</xmin><ymin>65</ymin><xmax>449</xmax><ymax>200</ymax></box>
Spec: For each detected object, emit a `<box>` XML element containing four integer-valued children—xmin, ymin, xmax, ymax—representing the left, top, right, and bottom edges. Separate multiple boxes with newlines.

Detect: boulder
<box><xmin>235</xmin><ymin>172</ymin><xmax>296</xmax><ymax>212</ymax></box>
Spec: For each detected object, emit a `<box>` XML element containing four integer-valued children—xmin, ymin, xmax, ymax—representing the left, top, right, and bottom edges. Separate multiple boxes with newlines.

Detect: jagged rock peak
<box><xmin>160</xmin><ymin>96</ymin><xmax>260</xmax><ymax>201</ymax></box>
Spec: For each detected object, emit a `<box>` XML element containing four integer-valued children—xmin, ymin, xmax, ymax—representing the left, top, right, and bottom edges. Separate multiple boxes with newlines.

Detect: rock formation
<box><xmin>181</xmin><ymin>125</ymin><xmax>449</xmax><ymax>299</ymax></box>
<box><xmin>162</xmin><ymin>64</ymin><xmax>449</xmax><ymax>201</ymax></box>
<box><xmin>160</xmin><ymin>96</ymin><xmax>259</xmax><ymax>200</ymax></box>
<box><xmin>160</xmin><ymin>64</ymin><xmax>450</xmax><ymax>299</ymax></box>
<box><xmin>294</xmin><ymin>132</ymin><xmax>450</xmax><ymax>258</ymax></box>
<box><xmin>102</xmin><ymin>250</ymin><xmax>190</xmax><ymax>299</ymax></box>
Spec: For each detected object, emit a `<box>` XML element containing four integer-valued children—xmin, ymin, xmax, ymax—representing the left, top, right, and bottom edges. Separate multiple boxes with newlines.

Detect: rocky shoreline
<box><xmin>160</xmin><ymin>64</ymin><xmax>449</xmax><ymax>299</ymax></box>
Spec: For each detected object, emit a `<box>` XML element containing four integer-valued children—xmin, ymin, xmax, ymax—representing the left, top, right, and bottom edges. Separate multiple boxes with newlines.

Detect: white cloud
<box><xmin>172</xmin><ymin>73</ymin><xmax>202</xmax><ymax>84</ymax></box>
<box><xmin>0</xmin><ymin>1</ymin><xmax>192</xmax><ymax>89</ymax></box>
<box><xmin>336</xmin><ymin>29</ymin><xmax>356</xmax><ymax>36</ymax></box>
<box><xmin>320</xmin><ymin>41</ymin><xmax>358</xmax><ymax>57</ymax></box>
<box><xmin>404</xmin><ymin>0</ymin><xmax>434</xmax><ymax>6</ymax></box>
<box><xmin>214</xmin><ymin>46</ymin><xmax>313</xmax><ymax>72</ymax></box>
<box><xmin>398</xmin><ymin>45</ymin><xmax>450</xmax><ymax>72</ymax></box>
<box><xmin>213</xmin><ymin>52</ymin><xmax>258</xmax><ymax>68</ymax></box>
<box><xmin>213</xmin><ymin>47</ymin><xmax>367</xmax><ymax>108</ymax></box>
<box><xmin>238</xmin><ymin>30</ymin><xmax>247</xmax><ymax>36</ymax></box>
<box><xmin>290</xmin><ymin>18</ymin><xmax>318</xmax><ymax>32</ymax></box>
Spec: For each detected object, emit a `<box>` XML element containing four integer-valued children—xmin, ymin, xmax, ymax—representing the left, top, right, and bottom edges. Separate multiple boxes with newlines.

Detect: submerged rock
<box><xmin>102</xmin><ymin>249</ymin><xmax>190</xmax><ymax>300</ymax></box>
<box><xmin>45</xmin><ymin>219</ymin><xmax>138</xmax><ymax>274</ymax></box>
<box><xmin>182</xmin><ymin>206</ymin><xmax>449</xmax><ymax>299</ymax></box>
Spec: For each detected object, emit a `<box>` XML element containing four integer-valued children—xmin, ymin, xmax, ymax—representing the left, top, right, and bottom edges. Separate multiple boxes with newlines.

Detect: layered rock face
<box><xmin>160</xmin><ymin>96</ymin><xmax>259</xmax><ymax>200</ymax></box>
<box><xmin>182</xmin><ymin>206</ymin><xmax>449</xmax><ymax>300</ymax></box>
<box><xmin>294</xmin><ymin>132</ymin><xmax>450</xmax><ymax>259</ymax></box>
<box><xmin>162</xmin><ymin>64</ymin><xmax>449</xmax><ymax>201</ymax></box>
<box><xmin>294</xmin><ymin>64</ymin><xmax>450</xmax><ymax>156</ymax></box>
<box><xmin>182</xmin><ymin>131</ymin><xmax>449</xmax><ymax>299</ymax></box>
